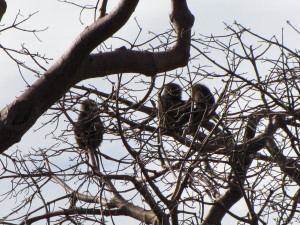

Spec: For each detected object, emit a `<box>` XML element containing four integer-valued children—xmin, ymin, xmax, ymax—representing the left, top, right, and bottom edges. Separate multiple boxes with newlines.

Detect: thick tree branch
<box><xmin>0</xmin><ymin>0</ymin><xmax>6</xmax><ymax>22</ymax></box>
<box><xmin>80</xmin><ymin>0</ymin><xmax>195</xmax><ymax>78</ymax></box>
<box><xmin>0</xmin><ymin>0</ymin><xmax>139</xmax><ymax>153</ymax></box>
<box><xmin>0</xmin><ymin>0</ymin><xmax>194</xmax><ymax>153</ymax></box>
<box><xmin>265</xmin><ymin>135</ymin><xmax>300</xmax><ymax>185</ymax></box>
<box><xmin>202</xmin><ymin>116</ymin><xmax>280</xmax><ymax>225</ymax></box>
<box><xmin>20</xmin><ymin>207</ymin><xmax>153</xmax><ymax>225</ymax></box>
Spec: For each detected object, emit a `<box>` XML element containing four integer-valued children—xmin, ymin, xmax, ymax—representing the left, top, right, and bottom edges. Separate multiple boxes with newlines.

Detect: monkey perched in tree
<box><xmin>190</xmin><ymin>83</ymin><xmax>217</xmax><ymax>133</ymax></box>
<box><xmin>158</xmin><ymin>83</ymin><xmax>189</xmax><ymax>132</ymax></box>
<box><xmin>74</xmin><ymin>99</ymin><xmax>104</xmax><ymax>171</ymax></box>
<box><xmin>157</xmin><ymin>83</ymin><xmax>189</xmax><ymax>168</ymax></box>
<box><xmin>192</xmin><ymin>83</ymin><xmax>216</xmax><ymax>117</ymax></box>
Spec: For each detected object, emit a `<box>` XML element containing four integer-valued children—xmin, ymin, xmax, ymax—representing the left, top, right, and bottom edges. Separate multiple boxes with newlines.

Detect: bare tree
<box><xmin>1</xmin><ymin>1</ymin><xmax>300</xmax><ymax>225</ymax></box>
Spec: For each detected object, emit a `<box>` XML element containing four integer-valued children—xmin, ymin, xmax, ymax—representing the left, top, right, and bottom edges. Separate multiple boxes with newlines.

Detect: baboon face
<box><xmin>80</xmin><ymin>100</ymin><xmax>98</xmax><ymax>114</ymax></box>
<box><xmin>192</xmin><ymin>83</ymin><xmax>215</xmax><ymax>108</ymax></box>
<box><xmin>162</xmin><ymin>83</ymin><xmax>182</xmax><ymax>101</ymax></box>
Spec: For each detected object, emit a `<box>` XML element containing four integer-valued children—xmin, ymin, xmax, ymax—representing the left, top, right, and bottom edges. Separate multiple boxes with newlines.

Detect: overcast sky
<box><xmin>2</xmin><ymin>0</ymin><xmax>300</xmax><ymax>102</ymax></box>
<box><xmin>2</xmin><ymin>0</ymin><xmax>299</xmax><ymax>148</ymax></box>
<box><xmin>1</xmin><ymin>0</ymin><xmax>300</xmax><ymax>224</ymax></box>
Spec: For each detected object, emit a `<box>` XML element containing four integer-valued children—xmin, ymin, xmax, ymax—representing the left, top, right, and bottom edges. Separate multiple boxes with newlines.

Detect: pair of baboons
<box><xmin>159</xmin><ymin>82</ymin><xmax>217</xmax><ymax>134</ymax></box>
<box><xmin>74</xmin><ymin>82</ymin><xmax>216</xmax><ymax>155</ymax></box>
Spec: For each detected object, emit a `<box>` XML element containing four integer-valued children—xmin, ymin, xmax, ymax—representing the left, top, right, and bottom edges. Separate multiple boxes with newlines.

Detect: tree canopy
<box><xmin>1</xmin><ymin>1</ymin><xmax>300</xmax><ymax>225</ymax></box>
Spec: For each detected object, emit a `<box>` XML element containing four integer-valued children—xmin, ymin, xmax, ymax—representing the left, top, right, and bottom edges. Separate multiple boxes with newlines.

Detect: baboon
<box><xmin>192</xmin><ymin>83</ymin><xmax>216</xmax><ymax>118</ymax></box>
<box><xmin>158</xmin><ymin>83</ymin><xmax>189</xmax><ymax>132</ymax></box>
<box><xmin>157</xmin><ymin>82</ymin><xmax>189</xmax><ymax>168</ymax></box>
<box><xmin>74</xmin><ymin>99</ymin><xmax>104</xmax><ymax>171</ymax></box>
<box><xmin>189</xmin><ymin>83</ymin><xmax>217</xmax><ymax>133</ymax></box>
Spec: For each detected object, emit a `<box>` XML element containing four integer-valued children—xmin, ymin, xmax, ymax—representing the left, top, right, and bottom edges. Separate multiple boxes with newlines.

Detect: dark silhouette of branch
<box><xmin>0</xmin><ymin>0</ymin><xmax>194</xmax><ymax>153</ymax></box>
<box><xmin>202</xmin><ymin>114</ymin><xmax>280</xmax><ymax>225</ymax></box>
<box><xmin>0</xmin><ymin>0</ymin><xmax>6</xmax><ymax>22</ymax></box>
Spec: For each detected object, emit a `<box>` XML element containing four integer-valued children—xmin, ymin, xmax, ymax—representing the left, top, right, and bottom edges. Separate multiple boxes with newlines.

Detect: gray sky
<box><xmin>2</xmin><ymin>0</ymin><xmax>300</xmax><ymax>103</ymax></box>
<box><xmin>1</xmin><ymin>0</ymin><xmax>300</xmax><ymax>224</ymax></box>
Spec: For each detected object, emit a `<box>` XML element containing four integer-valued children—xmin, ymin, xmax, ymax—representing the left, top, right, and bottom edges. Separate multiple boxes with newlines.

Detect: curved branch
<box><xmin>0</xmin><ymin>0</ymin><xmax>194</xmax><ymax>153</ymax></box>
<box><xmin>202</xmin><ymin>115</ymin><xmax>280</xmax><ymax>225</ymax></box>
<box><xmin>20</xmin><ymin>207</ymin><xmax>153</xmax><ymax>225</ymax></box>
<box><xmin>265</xmin><ymin>135</ymin><xmax>300</xmax><ymax>185</ymax></box>
<box><xmin>0</xmin><ymin>0</ymin><xmax>6</xmax><ymax>22</ymax></box>
<box><xmin>0</xmin><ymin>0</ymin><xmax>139</xmax><ymax>153</ymax></box>
<box><xmin>81</xmin><ymin>0</ymin><xmax>195</xmax><ymax>78</ymax></box>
